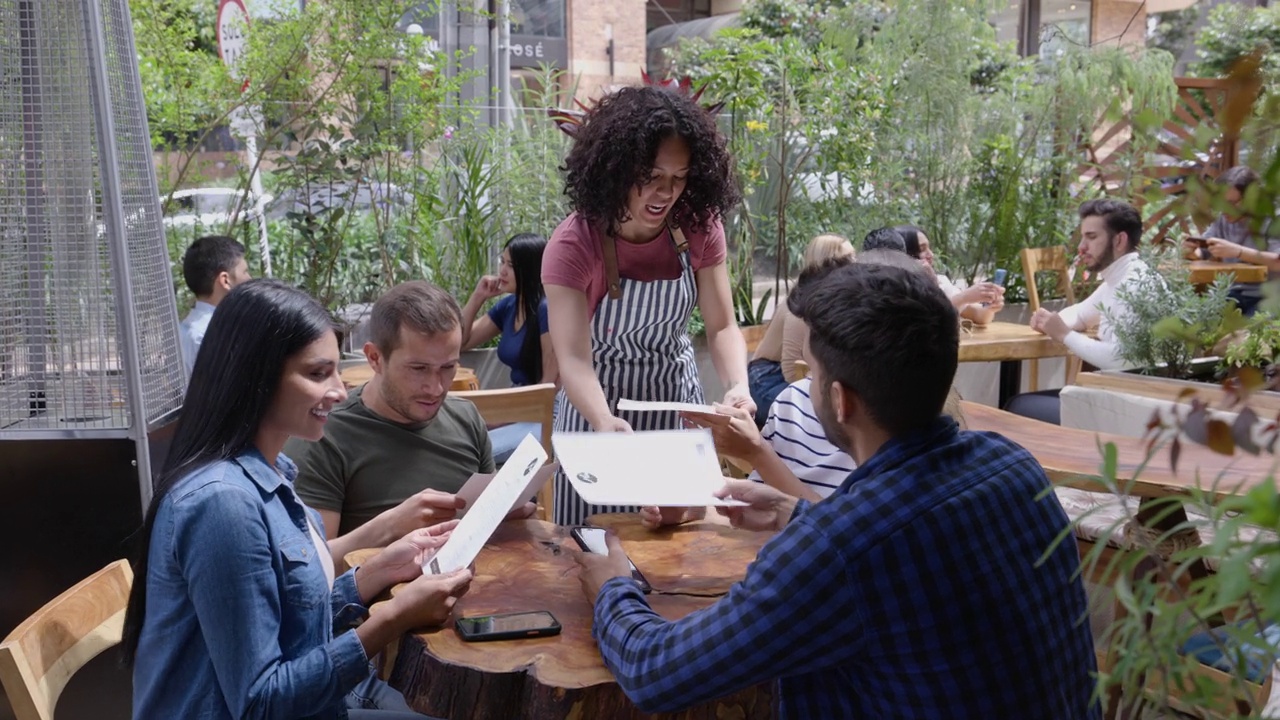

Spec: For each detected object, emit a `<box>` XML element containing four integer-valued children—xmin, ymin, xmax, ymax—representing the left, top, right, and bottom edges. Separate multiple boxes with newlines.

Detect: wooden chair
<box><xmin>453</xmin><ymin>383</ymin><xmax>557</xmax><ymax>520</ymax></box>
<box><xmin>741</xmin><ymin>324</ymin><xmax>769</xmax><ymax>356</ymax></box>
<box><xmin>0</xmin><ymin>560</ymin><xmax>133</xmax><ymax>720</ymax></box>
<box><xmin>792</xmin><ymin>359</ymin><xmax>809</xmax><ymax>379</ymax></box>
<box><xmin>1020</xmin><ymin>247</ymin><xmax>1081</xmax><ymax>390</ymax></box>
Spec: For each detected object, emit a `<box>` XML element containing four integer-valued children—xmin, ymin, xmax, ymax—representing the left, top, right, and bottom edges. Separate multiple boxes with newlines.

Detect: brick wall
<box><xmin>1091</xmin><ymin>0</ymin><xmax>1147</xmax><ymax>48</ymax></box>
<box><xmin>568</xmin><ymin>0</ymin><xmax>646</xmax><ymax>101</ymax></box>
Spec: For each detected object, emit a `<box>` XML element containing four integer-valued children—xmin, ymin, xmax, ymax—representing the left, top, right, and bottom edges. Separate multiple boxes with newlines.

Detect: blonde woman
<box><xmin>747</xmin><ymin>234</ymin><xmax>855</xmax><ymax>426</ymax></box>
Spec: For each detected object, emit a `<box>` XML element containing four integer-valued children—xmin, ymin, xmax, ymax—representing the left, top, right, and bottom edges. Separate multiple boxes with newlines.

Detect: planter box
<box><xmin>1076</xmin><ymin>366</ymin><xmax>1280</xmax><ymax>416</ymax></box>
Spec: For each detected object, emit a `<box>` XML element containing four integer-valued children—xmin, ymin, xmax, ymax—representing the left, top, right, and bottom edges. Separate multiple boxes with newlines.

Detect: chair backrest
<box><xmin>0</xmin><ymin>560</ymin><xmax>133</xmax><ymax>720</ymax></box>
<box><xmin>1020</xmin><ymin>246</ymin><xmax>1077</xmax><ymax>313</ymax></box>
<box><xmin>741</xmin><ymin>324</ymin><xmax>769</xmax><ymax>356</ymax></box>
<box><xmin>453</xmin><ymin>383</ymin><xmax>558</xmax><ymax>518</ymax></box>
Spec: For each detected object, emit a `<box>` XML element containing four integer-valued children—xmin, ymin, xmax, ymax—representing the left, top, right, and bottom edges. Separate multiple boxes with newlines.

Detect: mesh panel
<box><xmin>99</xmin><ymin>0</ymin><xmax>184</xmax><ymax>421</ymax></box>
<box><xmin>0</xmin><ymin>0</ymin><xmax>183</xmax><ymax>434</ymax></box>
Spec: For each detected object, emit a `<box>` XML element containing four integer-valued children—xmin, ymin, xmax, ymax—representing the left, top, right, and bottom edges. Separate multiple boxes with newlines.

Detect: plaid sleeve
<box><xmin>592</xmin><ymin>514</ymin><xmax>861</xmax><ymax>714</ymax></box>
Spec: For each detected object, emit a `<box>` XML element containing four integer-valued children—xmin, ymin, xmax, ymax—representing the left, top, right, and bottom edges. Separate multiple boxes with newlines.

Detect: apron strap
<box><xmin>601</xmin><ymin>223</ymin><xmax>689</xmax><ymax>301</ymax></box>
<box><xmin>669</xmin><ymin>223</ymin><xmax>690</xmax><ymax>253</ymax></box>
<box><xmin>601</xmin><ymin>232</ymin><xmax>622</xmax><ymax>300</ymax></box>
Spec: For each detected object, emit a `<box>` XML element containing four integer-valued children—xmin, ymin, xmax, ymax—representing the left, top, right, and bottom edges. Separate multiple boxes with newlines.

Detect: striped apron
<box><xmin>551</xmin><ymin>227</ymin><xmax>703</xmax><ymax>526</ymax></box>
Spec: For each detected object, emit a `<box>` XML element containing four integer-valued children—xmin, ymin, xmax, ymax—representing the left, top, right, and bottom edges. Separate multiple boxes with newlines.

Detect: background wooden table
<box><xmin>339</xmin><ymin>363</ymin><xmax>478</xmax><ymax>391</ymax></box>
<box><xmin>1187</xmin><ymin>260</ymin><xmax>1267</xmax><ymax>286</ymax></box>
<box><xmin>958</xmin><ymin>322</ymin><xmax>1071</xmax><ymax>407</ymax></box>
<box><xmin>384</xmin><ymin>516</ymin><xmax>775</xmax><ymax>720</ymax></box>
<box><xmin>962</xmin><ymin>400</ymin><xmax>1276</xmax><ymax>500</ymax></box>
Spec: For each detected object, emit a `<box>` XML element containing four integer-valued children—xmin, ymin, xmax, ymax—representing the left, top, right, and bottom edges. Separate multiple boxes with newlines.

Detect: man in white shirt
<box><xmin>179</xmin><ymin>235</ymin><xmax>250</xmax><ymax>376</ymax></box>
<box><xmin>1007</xmin><ymin>198</ymin><xmax>1149</xmax><ymax>423</ymax></box>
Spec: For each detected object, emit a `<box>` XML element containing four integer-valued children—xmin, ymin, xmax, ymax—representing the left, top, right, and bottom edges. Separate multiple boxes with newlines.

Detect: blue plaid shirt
<box><xmin>592</xmin><ymin>418</ymin><xmax>1099</xmax><ymax>718</ymax></box>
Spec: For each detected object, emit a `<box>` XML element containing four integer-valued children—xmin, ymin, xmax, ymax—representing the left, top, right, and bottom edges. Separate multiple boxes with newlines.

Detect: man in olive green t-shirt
<box><xmin>287</xmin><ymin>281</ymin><xmax>505</xmax><ymax>548</ymax></box>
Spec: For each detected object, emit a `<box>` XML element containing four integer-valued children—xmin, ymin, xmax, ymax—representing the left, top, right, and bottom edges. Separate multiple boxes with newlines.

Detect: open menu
<box><xmin>423</xmin><ymin>434</ymin><xmax>547</xmax><ymax>575</ymax></box>
<box><xmin>616</xmin><ymin>398</ymin><xmax>730</xmax><ymax>425</ymax></box>
<box><xmin>552</xmin><ymin>429</ymin><xmax>744</xmax><ymax>507</ymax></box>
<box><xmin>455</xmin><ymin>461</ymin><xmax>558</xmax><ymax>517</ymax></box>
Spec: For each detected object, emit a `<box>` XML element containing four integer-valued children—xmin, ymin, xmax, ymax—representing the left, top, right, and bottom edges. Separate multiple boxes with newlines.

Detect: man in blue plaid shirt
<box><xmin>573</xmin><ymin>259</ymin><xmax>1099</xmax><ymax>718</ymax></box>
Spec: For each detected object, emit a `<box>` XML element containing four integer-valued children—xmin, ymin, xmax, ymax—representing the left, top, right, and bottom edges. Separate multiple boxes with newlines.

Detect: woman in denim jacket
<box><xmin>123</xmin><ymin>279</ymin><xmax>471</xmax><ymax>719</ymax></box>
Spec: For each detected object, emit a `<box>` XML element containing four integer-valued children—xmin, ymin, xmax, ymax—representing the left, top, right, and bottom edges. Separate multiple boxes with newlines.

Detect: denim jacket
<box><xmin>132</xmin><ymin>450</ymin><xmax>371</xmax><ymax>719</ymax></box>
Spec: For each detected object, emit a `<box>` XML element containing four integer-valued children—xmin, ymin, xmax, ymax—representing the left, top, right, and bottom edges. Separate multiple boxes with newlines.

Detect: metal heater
<box><xmin>0</xmin><ymin>0</ymin><xmax>183</xmax><ymax>716</ymax></box>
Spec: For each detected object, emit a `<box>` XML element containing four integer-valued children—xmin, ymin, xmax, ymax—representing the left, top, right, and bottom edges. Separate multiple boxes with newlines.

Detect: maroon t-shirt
<box><xmin>541</xmin><ymin>212</ymin><xmax>728</xmax><ymax>314</ymax></box>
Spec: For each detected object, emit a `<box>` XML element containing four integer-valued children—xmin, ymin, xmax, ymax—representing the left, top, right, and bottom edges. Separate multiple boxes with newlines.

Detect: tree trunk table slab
<box><xmin>387</xmin><ymin>516</ymin><xmax>775</xmax><ymax>720</ymax></box>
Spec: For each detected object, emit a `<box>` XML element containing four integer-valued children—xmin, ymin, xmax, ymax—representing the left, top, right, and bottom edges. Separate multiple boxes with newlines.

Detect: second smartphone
<box><xmin>569</xmin><ymin>525</ymin><xmax>653</xmax><ymax>593</ymax></box>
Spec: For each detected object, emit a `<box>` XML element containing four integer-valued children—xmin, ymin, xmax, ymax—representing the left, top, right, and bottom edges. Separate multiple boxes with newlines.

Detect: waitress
<box><xmin>542</xmin><ymin>84</ymin><xmax>752</xmax><ymax>526</ymax></box>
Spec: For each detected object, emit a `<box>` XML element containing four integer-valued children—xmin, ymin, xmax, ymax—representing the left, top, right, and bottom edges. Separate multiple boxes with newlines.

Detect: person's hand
<box><xmin>685</xmin><ymin>403</ymin><xmax>766</xmax><ymax>463</ymax></box>
<box><xmin>471</xmin><ymin>275</ymin><xmax>504</xmax><ymax>301</ymax></box>
<box><xmin>594</xmin><ymin>415</ymin><xmax>633</xmax><ymax>433</ymax></box>
<box><xmin>638</xmin><ymin>505</ymin><xmax>707</xmax><ymax>530</ymax></box>
<box><xmin>569</xmin><ymin>532</ymin><xmax>634</xmax><ymax>603</ymax></box>
<box><xmin>386</xmin><ymin>568</ymin><xmax>473</xmax><ymax>630</ymax></box>
<box><xmin>1182</xmin><ymin>238</ymin><xmax>1204</xmax><ymax>260</ymax></box>
<box><xmin>1205</xmin><ymin>237</ymin><xmax>1242</xmax><ymax>261</ymax></box>
<box><xmin>713</xmin><ymin>479</ymin><xmax>798</xmax><ymax>533</ymax></box>
<box><xmin>357</xmin><ymin>521</ymin><xmax>458</xmax><ymax>601</ymax></box>
<box><xmin>1029</xmin><ymin>308</ymin><xmax>1071</xmax><ymax>343</ymax></box>
<box><xmin>367</xmin><ymin>489</ymin><xmax>465</xmax><ymax>546</ymax></box>
<box><xmin>721</xmin><ymin>383</ymin><xmax>757</xmax><ymax>418</ymax></box>
<box><xmin>957</xmin><ymin>282</ymin><xmax>1003</xmax><ymax>307</ymax></box>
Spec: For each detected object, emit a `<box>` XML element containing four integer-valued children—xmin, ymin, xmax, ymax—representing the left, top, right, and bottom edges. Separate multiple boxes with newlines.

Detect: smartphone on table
<box><xmin>570</xmin><ymin>525</ymin><xmax>652</xmax><ymax>594</ymax></box>
<box><xmin>456</xmin><ymin>611</ymin><xmax>561</xmax><ymax>642</ymax></box>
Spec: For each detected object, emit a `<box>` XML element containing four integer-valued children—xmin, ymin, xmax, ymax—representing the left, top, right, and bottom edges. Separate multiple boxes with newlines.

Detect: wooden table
<box><xmin>339</xmin><ymin>363</ymin><xmax>478</xmax><ymax>392</ymax></box>
<box><xmin>383</xmin><ymin>516</ymin><xmax>774</xmax><ymax>719</ymax></box>
<box><xmin>962</xmin><ymin>400</ymin><xmax>1276</xmax><ymax>501</ymax></box>
<box><xmin>958</xmin><ymin>322</ymin><xmax>1072</xmax><ymax>408</ymax></box>
<box><xmin>1187</xmin><ymin>260</ymin><xmax>1267</xmax><ymax>286</ymax></box>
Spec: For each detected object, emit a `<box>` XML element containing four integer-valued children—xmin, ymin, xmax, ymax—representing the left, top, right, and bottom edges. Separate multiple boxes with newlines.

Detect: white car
<box><xmin>161</xmin><ymin>187</ymin><xmax>271</xmax><ymax>235</ymax></box>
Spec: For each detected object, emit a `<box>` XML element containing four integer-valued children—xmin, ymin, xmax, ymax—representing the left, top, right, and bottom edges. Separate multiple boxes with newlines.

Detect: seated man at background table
<box><xmin>1181</xmin><ymin>165</ymin><xmax>1279</xmax><ymax>317</ymax></box>
<box><xmin>575</xmin><ymin>261</ymin><xmax>1098</xmax><ymax>718</ymax></box>
<box><xmin>1006</xmin><ymin>198</ymin><xmax>1150</xmax><ymax>424</ymax></box>
<box><xmin>288</xmin><ymin>280</ymin><xmax>529</xmax><ymax>549</ymax></box>
<box><xmin>178</xmin><ymin>235</ymin><xmax>251</xmax><ymax>376</ymax></box>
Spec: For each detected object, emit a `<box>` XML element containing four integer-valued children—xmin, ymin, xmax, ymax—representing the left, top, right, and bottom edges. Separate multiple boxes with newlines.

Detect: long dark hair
<box><xmin>895</xmin><ymin>225</ymin><xmax>925</xmax><ymax>259</ymax></box>
<box><xmin>121</xmin><ymin>279</ymin><xmax>337</xmax><ymax>665</ymax></box>
<box><xmin>506</xmin><ymin>233</ymin><xmax>548</xmax><ymax>384</ymax></box>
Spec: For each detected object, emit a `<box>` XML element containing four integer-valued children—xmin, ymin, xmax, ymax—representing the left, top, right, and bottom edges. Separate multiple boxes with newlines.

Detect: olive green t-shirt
<box><xmin>286</xmin><ymin>385</ymin><xmax>495</xmax><ymax>537</ymax></box>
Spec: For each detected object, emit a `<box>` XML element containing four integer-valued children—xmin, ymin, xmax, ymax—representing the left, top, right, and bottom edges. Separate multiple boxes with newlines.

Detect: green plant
<box><xmin>1222</xmin><ymin>314</ymin><xmax>1280</xmax><ymax>371</ymax></box>
<box><xmin>1194</xmin><ymin>3</ymin><xmax>1280</xmax><ymax>91</ymax></box>
<box><xmin>1110</xmin><ymin>249</ymin><xmax>1239</xmax><ymax>378</ymax></box>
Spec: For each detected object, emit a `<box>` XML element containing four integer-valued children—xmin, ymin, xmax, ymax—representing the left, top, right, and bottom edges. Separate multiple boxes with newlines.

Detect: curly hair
<box><xmin>561</xmin><ymin>85</ymin><xmax>740</xmax><ymax>234</ymax></box>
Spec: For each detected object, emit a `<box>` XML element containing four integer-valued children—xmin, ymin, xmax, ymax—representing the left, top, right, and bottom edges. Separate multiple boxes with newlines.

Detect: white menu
<box><xmin>552</xmin><ymin>429</ymin><xmax>744</xmax><ymax>507</ymax></box>
<box><xmin>423</xmin><ymin>434</ymin><xmax>548</xmax><ymax>575</ymax></box>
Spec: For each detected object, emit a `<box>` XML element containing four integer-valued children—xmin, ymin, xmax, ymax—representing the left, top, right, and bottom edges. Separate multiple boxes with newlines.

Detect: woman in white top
<box><xmin>896</xmin><ymin>225</ymin><xmax>1005</xmax><ymax>325</ymax></box>
<box><xmin>747</xmin><ymin>234</ymin><xmax>854</xmax><ymax>426</ymax></box>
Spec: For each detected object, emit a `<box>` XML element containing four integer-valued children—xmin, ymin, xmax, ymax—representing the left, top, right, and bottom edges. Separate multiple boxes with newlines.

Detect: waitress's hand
<box><xmin>722</xmin><ymin>383</ymin><xmax>757</xmax><ymax>418</ymax></box>
<box><xmin>471</xmin><ymin>275</ymin><xmax>504</xmax><ymax>301</ymax></box>
<box><xmin>595</xmin><ymin>416</ymin><xmax>633</xmax><ymax>433</ymax></box>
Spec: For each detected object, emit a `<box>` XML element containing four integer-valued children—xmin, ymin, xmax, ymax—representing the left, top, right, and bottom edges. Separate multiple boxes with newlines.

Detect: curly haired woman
<box><xmin>542</xmin><ymin>84</ymin><xmax>751</xmax><ymax>526</ymax></box>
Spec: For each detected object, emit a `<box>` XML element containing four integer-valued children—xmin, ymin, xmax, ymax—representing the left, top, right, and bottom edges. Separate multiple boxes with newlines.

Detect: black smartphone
<box><xmin>455</xmin><ymin>611</ymin><xmax>562</xmax><ymax>642</ymax></box>
<box><xmin>570</xmin><ymin>525</ymin><xmax>653</xmax><ymax>593</ymax></box>
<box><xmin>1187</xmin><ymin>235</ymin><xmax>1210</xmax><ymax>248</ymax></box>
<box><xmin>991</xmin><ymin>268</ymin><xmax>1008</xmax><ymax>287</ymax></box>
